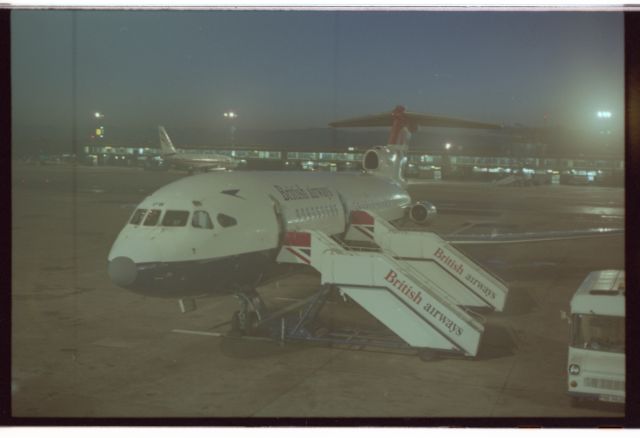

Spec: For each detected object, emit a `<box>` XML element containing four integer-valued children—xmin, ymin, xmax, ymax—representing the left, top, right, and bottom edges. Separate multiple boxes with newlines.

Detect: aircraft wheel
<box><xmin>229</xmin><ymin>310</ymin><xmax>260</xmax><ymax>336</ymax></box>
<box><xmin>229</xmin><ymin>311</ymin><xmax>243</xmax><ymax>336</ymax></box>
<box><xmin>244</xmin><ymin>311</ymin><xmax>260</xmax><ymax>336</ymax></box>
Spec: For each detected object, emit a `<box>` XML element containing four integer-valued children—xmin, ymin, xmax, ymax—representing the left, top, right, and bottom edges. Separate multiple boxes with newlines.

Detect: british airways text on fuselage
<box><xmin>273</xmin><ymin>184</ymin><xmax>334</xmax><ymax>201</ymax></box>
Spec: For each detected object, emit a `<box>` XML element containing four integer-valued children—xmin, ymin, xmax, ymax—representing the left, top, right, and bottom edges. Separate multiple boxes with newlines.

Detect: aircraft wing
<box><xmin>329</xmin><ymin>110</ymin><xmax>501</xmax><ymax>130</ymax></box>
<box><xmin>443</xmin><ymin>227</ymin><xmax>624</xmax><ymax>245</ymax></box>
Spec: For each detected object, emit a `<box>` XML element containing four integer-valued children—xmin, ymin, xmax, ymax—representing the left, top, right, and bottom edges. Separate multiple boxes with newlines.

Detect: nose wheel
<box><xmin>229</xmin><ymin>289</ymin><xmax>268</xmax><ymax>336</ymax></box>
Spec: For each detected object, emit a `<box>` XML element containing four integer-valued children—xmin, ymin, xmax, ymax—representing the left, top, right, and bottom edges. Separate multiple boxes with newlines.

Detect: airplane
<box><xmin>108</xmin><ymin>105</ymin><xmax>623</xmax><ymax>345</ymax></box>
<box><xmin>157</xmin><ymin>126</ymin><xmax>239</xmax><ymax>172</ymax></box>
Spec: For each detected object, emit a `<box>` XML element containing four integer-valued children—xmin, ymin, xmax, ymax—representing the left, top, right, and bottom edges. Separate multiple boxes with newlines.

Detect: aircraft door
<box><xmin>336</xmin><ymin>192</ymin><xmax>350</xmax><ymax>235</ymax></box>
<box><xmin>268</xmin><ymin>195</ymin><xmax>286</xmax><ymax>247</ymax></box>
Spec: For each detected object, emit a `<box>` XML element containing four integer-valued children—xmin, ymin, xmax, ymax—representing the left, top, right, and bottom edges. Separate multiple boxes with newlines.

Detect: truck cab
<box><xmin>567</xmin><ymin>270</ymin><xmax>625</xmax><ymax>405</ymax></box>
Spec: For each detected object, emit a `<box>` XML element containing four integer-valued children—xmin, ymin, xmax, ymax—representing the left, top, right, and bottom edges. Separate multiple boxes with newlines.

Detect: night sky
<box><xmin>11</xmin><ymin>10</ymin><xmax>623</xmax><ymax>153</ymax></box>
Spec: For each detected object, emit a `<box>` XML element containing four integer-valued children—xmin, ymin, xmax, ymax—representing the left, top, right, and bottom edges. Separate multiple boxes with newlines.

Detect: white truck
<box><xmin>566</xmin><ymin>270</ymin><xmax>625</xmax><ymax>405</ymax></box>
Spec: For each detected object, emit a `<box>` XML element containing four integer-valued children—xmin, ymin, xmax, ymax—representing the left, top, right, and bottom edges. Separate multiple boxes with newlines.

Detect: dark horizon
<box><xmin>10</xmin><ymin>10</ymin><xmax>624</xmax><ymax>158</ymax></box>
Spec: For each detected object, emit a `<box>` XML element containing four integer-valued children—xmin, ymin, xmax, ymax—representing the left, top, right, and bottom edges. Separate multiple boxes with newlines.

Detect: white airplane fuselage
<box><xmin>108</xmin><ymin>170</ymin><xmax>410</xmax><ymax>297</ymax></box>
<box><xmin>110</xmin><ymin>107</ymin><xmax>499</xmax><ymax>298</ymax></box>
<box><xmin>158</xmin><ymin>126</ymin><xmax>237</xmax><ymax>171</ymax></box>
<box><xmin>163</xmin><ymin>152</ymin><xmax>236</xmax><ymax>170</ymax></box>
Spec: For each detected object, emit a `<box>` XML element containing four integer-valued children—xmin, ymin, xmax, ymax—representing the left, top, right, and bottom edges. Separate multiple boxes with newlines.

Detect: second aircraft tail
<box><xmin>158</xmin><ymin>126</ymin><xmax>177</xmax><ymax>156</ymax></box>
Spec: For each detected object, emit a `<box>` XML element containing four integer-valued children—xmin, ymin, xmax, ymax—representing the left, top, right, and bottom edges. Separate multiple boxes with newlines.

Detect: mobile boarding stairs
<box><xmin>269</xmin><ymin>210</ymin><xmax>509</xmax><ymax>358</ymax></box>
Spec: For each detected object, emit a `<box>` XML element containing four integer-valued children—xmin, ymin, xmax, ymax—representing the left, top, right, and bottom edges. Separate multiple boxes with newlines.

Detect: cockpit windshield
<box><xmin>129</xmin><ymin>209</ymin><xmax>147</xmax><ymax>225</ymax></box>
<box><xmin>572</xmin><ymin>314</ymin><xmax>625</xmax><ymax>353</ymax></box>
<box><xmin>129</xmin><ymin>208</ymin><xmax>209</xmax><ymax>228</ymax></box>
<box><xmin>192</xmin><ymin>210</ymin><xmax>213</xmax><ymax>229</ymax></box>
<box><xmin>144</xmin><ymin>209</ymin><xmax>162</xmax><ymax>226</ymax></box>
<box><xmin>217</xmin><ymin>213</ymin><xmax>237</xmax><ymax>228</ymax></box>
<box><xmin>162</xmin><ymin>210</ymin><xmax>190</xmax><ymax>227</ymax></box>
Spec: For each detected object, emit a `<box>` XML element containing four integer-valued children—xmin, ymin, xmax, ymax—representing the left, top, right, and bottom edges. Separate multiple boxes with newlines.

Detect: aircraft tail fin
<box><xmin>158</xmin><ymin>126</ymin><xmax>177</xmax><ymax>156</ymax></box>
<box><xmin>330</xmin><ymin>106</ymin><xmax>500</xmax><ymax>185</ymax></box>
<box><xmin>329</xmin><ymin>105</ymin><xmax>500</xmax><ymax>145</ymax></box>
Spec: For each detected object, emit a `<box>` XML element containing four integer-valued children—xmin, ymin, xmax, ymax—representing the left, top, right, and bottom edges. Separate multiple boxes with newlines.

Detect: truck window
<box><xmin>143</xmin><ymin>209</ymin><xmax>162</xmax><ymax>226</ymax></box>
<box><xmin>572</xmin><ymin>314</ymin><xmax>625</xmax><ymax>353</ymax></box>
<box><xmin>162</xmin><ymin>210</ymin><xmax>190</xmax><ymax>227</ymax></box>
<box><xmin>192</xmin><ymin>210</ymin><xmax>213</xmax><ymax>229</ymax></box>
<box><xmin>129</xmin><ymin>209</ymin><xmax>147</xmax><ymax>225</ymax></box>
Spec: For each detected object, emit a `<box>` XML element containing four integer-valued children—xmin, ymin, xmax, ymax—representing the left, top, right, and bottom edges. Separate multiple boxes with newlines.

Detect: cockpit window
<box><xmin>162</xmin><ymin>210</ymin><xmax>190</xmax><ymax>227</ymax></box>
<box><xmin>143</xmin><ymin>209</ymin><xmax>162</xmax><ymax>226</ymax></box>
<box><xmin>129</xmin><ymin>208</ymin><xmax>147</xmax><ymax>225</ymax></box>
<box><xmin>217</xmin><ymin>213</ymin><xmax>237</xmax><ymax>228</ymax></box>
<box><xmin>192</xmin><ymin>210</ymin><xmax>213</xmax><ymax>229</ymax></box>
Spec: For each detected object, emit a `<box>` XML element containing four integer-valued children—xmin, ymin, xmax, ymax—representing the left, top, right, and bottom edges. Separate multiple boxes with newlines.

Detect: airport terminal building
<box><xmin>76</xmin><ymin>143</ymin><xmax>624</xmax><ymax>187</ymax></box>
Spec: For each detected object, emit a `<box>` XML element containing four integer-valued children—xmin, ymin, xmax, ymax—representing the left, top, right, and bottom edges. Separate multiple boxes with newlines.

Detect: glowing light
<box><xmin>597</xmin><ymin>111</ymin><xmax>612</xmax><ymax>119</ymax></box>
<box><xmin>445</xmin><ymin>143</ymin><xmax>452</xmax><ymax>150</ymax></box>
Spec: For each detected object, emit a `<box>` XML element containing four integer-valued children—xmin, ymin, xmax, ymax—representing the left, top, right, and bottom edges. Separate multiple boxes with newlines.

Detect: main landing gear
<box><xmin>229</xmin><ymin>289</ymin><xmax>268</xmax><ymax>336</ymax></box>
<box><xmin>227</xmin><ymin>285</ymin><xmax>333</xmax><ymax>339</ymax></box>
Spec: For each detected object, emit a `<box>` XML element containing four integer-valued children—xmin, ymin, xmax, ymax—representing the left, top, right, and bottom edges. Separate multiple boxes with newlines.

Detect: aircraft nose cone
<box><xmin>108</xmin><ymin>256</ymin><xmax>137</xmax><ymax>287</ymax></box>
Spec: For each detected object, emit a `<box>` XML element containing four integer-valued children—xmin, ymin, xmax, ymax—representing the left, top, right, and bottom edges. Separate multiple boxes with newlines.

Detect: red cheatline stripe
<box><xmin>351</xmin><ymin>210</ymin><xmax>374</xmax><ymax>225</ymax></box>
<box><xmin>285</xmin><ymin>247</ymin><xmax>311</xmax><ymax>264</ymax></box>
<box><xmin>284</xmin><ymin>231</ymin><xmax>311</xmax><ymax>247</ymax></box>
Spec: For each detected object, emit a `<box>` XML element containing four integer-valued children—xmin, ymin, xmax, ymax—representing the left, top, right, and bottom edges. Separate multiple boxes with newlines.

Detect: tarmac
<box><xmin>10</xmin><ymin>163</ymin><xmax>625</xmax><ymax>420</ymax></box>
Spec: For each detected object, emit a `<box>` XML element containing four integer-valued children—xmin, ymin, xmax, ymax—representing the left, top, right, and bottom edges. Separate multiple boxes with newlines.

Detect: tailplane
<box><xmin>330</xmin><ymin>105</ymin><xmax>500</xmax><ymax>185</ymax></box>
<box><xmin>158</xmin><ymin>126</ymin><xmax>177</xmax><ymax>156</ymax></box>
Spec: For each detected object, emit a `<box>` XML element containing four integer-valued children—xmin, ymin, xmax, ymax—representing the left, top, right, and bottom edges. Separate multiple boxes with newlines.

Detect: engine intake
<box><xmin>362</xmin><ymin>149</ymin><xmax>380</xmax><ymax>171</ymax></box>
<box><xmin>409</xmin><ymin>201</ymin><xmax>437</xmax><ymax>224</ymax></box>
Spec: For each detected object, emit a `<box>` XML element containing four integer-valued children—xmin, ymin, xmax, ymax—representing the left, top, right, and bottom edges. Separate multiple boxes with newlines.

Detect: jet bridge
<box><xmin>344</xmin><ymin>210</ymin><xmax>509</xmax><ymax>312</ymax></box>
<box><xmin>276</xmin><ymin>229</ymin><xmax>485</xmax><ymax>357</ymax></box>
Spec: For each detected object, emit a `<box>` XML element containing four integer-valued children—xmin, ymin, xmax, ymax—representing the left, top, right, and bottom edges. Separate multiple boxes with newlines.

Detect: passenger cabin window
<box><xmin>143</xmin><ymin>209</ymin><xmax>162</xmax><ymax>226</ymax></box>
<box><xmin>130</xmin><ymin>209</ymin><xmax>147</xmax><ymax>225</ymax></box>
<box><xmin>162</xmin><ymin>210</ymin><xmax>190</xmax><ymax>227</ymax></box>
<box><xmin>192</xmin><ymin>210</ymin><xmax>213</xmax><ymax>229</ymax></box>
<box><xmin>217</xmin><ymin>213</ymin><xmax>237</xmax><ymax>228</ymax></box>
